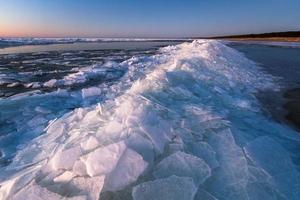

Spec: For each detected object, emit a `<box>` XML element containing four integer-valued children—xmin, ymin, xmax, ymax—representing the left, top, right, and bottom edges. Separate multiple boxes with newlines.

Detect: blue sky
<box><xmin>0</xmin><ymin>0</ymin><xmax>299</xmax><ymax>37</ymax></box>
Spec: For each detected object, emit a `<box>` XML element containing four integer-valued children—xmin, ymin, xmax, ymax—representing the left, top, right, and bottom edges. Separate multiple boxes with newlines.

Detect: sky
<box><xmin>0</xmin><ymin>0</ymin><xmax>300</xmax><ymax>38</ymax></box>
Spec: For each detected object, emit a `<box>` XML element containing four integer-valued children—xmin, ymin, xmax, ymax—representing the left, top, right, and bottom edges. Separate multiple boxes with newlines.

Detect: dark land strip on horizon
<box><xmin>202</xmin><ymin>31</ymin><xmax>300</xmax><ymax>42</ymax></box>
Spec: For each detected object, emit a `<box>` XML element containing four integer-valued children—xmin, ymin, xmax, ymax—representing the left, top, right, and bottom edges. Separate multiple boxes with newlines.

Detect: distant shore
<box><xmin>205</xmin><ymin>31</ymin><xmax>300</xmax><ymax>42</ymax></box>
<box><xmin>222</xmin><ymin>37</ymin><xmax>300</xmax><ymax>42</ymax></box>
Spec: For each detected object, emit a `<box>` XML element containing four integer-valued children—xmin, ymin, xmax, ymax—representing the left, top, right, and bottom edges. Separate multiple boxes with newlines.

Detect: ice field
<box><xmin>1</xmin><ymin>40</ymin><xmax>300</xmax><ymax>200</ymax></box>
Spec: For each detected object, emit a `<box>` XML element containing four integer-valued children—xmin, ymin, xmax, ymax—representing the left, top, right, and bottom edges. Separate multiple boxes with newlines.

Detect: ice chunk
<box><xmin>12</xmin><ymin>181</ymin><xmax>63</xmax><ymax>200</ymax></box>
<box><xmin>125</xmin><ymin>133</ymin><xmax>154</xmax><ymax>163</ymax></box>
<box><xmin>139</xmin><ymin>110</ymin><xmax>172</xmax><ymax>153</ymax></box>
<box><xmin>80</xmin><ymin>136</ymin><xmax>100</xmax><ymax>151</ymax></box>
<box><xmin>7</xmin><ymin>82</ymin><xmax>21</xmax><ymax>87</ymax></box>
<box><xmin>132</xmin><ymin>176</ymin><xmax>197</xmax><ymax>200</ymax></box>
<box><xmin>206</xmin><ymin>129</ymin><xmax>249</xmax><ymax>200</ymax></box>
<box><xmin>44</xmin><ymin>79</ymin><xmax>58</xmax><ymax>87</ymax></box>
<box><xmin>73</xmin><ymin>160</ymin><xmax>88</xmax><ymax>176</ymax></box>
<box><xmin>104</xmin><ymin>121</ymin><xmax>124</xmax><ymax>136</ymax></box>
<box><xmin>166</xmin><ymin>135</ymin><xmax>184</xmax><ymax>154</ymax></box>
<box><xmin>81</xmin><ymin>87</ymin><xmax>102</xmax><ymax>99</ymax></box>
<box><xmin>0</xmin><ymin>169</ymin><xmax>39</xmax><ymax>199</ymax></box>
<box><xmin>81</xmin><ymin>141</ymin><xmax>126</xmax><ymax>177</ymax></box>
<box><xmin>54</xmin><ymin>171</ymin><xmax>74</xmax><ymax>183</ymax></box>
<box><xmin>69</xmin><ymin>176</ymin><xmax>105</xmax><ymax>200</ymax></box>
<box><xmin>187</xmin><ymin>141</ymin><xmax>219</xmax><ymax>169</ymax></box>
<box><xmin>104</xmin><ymin>148</ymin><xmax>148</xmax><ymax>191</ymax></box>
<box><xmin>153</xmin><ymin>151</ymin><xmax>211</xmax><ymax>185</ymax></box>
<box><xmin>51</xmin><ymin>146</ymin><xmax>82</xmax><ymax>170</ymax></box>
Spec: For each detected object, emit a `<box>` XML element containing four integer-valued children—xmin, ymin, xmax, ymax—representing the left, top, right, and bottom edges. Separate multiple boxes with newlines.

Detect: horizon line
<box><xmin>1</xmin><ymin>30</ymin><xmax>299</xmax><ymax>39</ymax></box>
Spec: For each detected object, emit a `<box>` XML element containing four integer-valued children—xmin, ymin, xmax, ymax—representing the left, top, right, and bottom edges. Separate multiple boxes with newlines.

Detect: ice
<box><xmin>35</xmin><ymin>106</ymin><xmax>52</xmax><ymax>114</ymax></box>
<box><xmin>0</xmin><ymin>37</ymin><xmax>190</xmax><ymax>48</ymax></box>
<box><xmin>194</xmin><ymin>189</ymin><xmax>218</xmax><ymax>200</ymax></box>
<box><xmin>153</xmin><ymin>151</ymin><xmax>211</xmax><ymax>185</ymax></box>
<box><xmin>51</xmin><ymin>146</ymin><xmax>82</xmax><ymax>170</ymax></box>
<box><xmin>1</xmin><ymin>40</ymin><xmax>300</xmax><ymax>199</ymax></box>
<box><xmin>44</xmin><ymin>64</ymin><xmax>123</xmax><ymax>89</ymax></box>
<box><xmin>245</xmin><ymin>182</ymin><xmax>285</xmax><ymax>200</ymax></box>
<box><xmin>53</xmin><ymin>171</ymin><xmax>74</xmax><ymax>183</ymax></box>
<box><xmin>81</xmin><ymin>87</ymin><xmax>102</xmax><ymax>99</ymax></box>
<box><xmin>103</xmin><ymin>148</ymin><xmax>148</xmax><ymax>192</ymax></box>
<box><xmin>73</xmin><ymin>160</ymin><xmax>88</xmax><ymax>176</ymax></box>
<box><xmin>125</xmin><ymin>132</ymin><xmax>155</xmax><ymax>164</ymax></box>
<box><xmin>166</xmin><ymin>135</ymin><xmax>184</xmax><ymax>154</ymax></box>
<box><xmin>186</xmin><ymin>141</ymin><xmax>219</xmax><ymax>169</ymax></box>
<box><xmin>27</xmin><ymin>115</ymin><xmax>48</xmax><ymax>127</ymax></box>
<box><xmin>68</xmin><ymin>176</ymin><xmax>105</xmax><ymax>200</ymax></box>
<box><xmin>132</xmin><ymin>176</ymin><xmax>197</xmax><ymax>200</ymax></box>
<box><xmin>80</xmin><ymin>136</ymin><xmax>99</xmax><ymax>151</ymax></box>
<box><xmin>82</xmin><ymin>141</ymin><xmax>126</xmax><ymax>177</ymax></box>
<box><xmin>138</xmin><ymin>110</ymin><xmax>172</xmax><ymax>154</ymax></box>
<box><xmin>44</xmin><ymin>79</ymin><xmax>58</xmax><ymax>87</ymax></box>
<box><xmin>6</xmin><ymin>82</ymin><xmax>21</xmax><ymax>87</ymax></box>
<box><xmin>12</xmin><ymin>182</ymin><xmax>64</xmax><ymax>200</ymax></box>
<box><xmin>205</xmin><ymin>129</ymin><xmax>250</xmax><ymax>200</ymax></box>
<box><xmin>244</xmin><ymin>136</ymin><xmax>300</xmax><ymax>199</ymax></box>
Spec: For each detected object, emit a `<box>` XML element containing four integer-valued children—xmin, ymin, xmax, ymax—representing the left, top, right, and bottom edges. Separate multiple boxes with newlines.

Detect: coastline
<box><xmin>208</xmin><ymin>31</ymin><xmax>300</xmax><ymax>43</ymax></box>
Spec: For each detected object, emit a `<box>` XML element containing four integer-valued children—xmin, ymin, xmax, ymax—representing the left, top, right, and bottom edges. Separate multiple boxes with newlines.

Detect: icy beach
<box><xmin>1</xmin><ymin>40</ymin><xmax>300</xmax><ymax>200</ymax></box>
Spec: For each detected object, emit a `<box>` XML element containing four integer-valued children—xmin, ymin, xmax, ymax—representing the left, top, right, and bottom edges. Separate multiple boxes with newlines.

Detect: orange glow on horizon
<box><xmin>0</xmin><ymin>22</ymin><xmax>51</xmax><ymax>37</ymax></box>
<box><xmin>0</xmin><ymin>22</ymin><xmax>93</xmax><ymax>38</ymax></box>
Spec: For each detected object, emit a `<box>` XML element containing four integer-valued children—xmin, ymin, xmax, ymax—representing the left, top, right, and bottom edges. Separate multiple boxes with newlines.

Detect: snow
<box><xmin>1</xmin><ymin>40</ymin><xmax>300</xmax><ymax>199</ymax></box>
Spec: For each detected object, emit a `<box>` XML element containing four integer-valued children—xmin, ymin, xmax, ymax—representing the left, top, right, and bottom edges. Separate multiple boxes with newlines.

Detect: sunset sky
<box><xmin>0</xmin><ymin>0</ymin><xmax>300</xmax><ymax>38</ymax></box>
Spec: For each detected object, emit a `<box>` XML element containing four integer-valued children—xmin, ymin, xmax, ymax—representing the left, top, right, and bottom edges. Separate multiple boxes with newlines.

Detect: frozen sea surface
<box><xmin>1</xmin><ymin>40</ymin><xmax>300</xmax><ymax>200</ymax></box>
<box><xmin>0</xmin><ymin>38</ymin><xmax>188</xmax><ymax>50</ymax></box>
